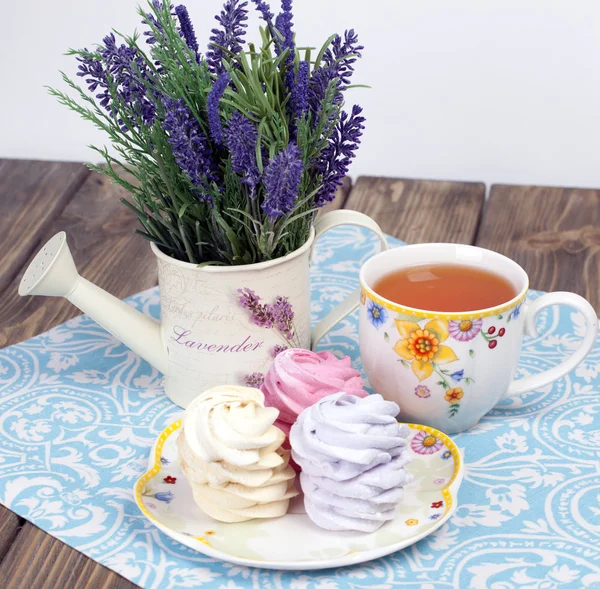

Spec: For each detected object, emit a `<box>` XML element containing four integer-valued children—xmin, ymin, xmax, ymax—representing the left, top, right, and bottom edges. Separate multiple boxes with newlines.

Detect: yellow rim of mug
<box><xmin>134</xmin><ymin>420</ymin><xmax>463</xmax><ymax>558</ymax></box>
<box><xmin>360</xmin><ymin>281</ymin><xmax>529</xmax><ymax>321</ymax></box>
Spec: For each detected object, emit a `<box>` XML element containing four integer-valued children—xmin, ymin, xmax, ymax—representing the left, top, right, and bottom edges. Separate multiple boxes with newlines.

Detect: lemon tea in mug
<box><xmin>373</xmin><ymin>264</ymin><xmax>518</xmax><ymax>313</ymax></box>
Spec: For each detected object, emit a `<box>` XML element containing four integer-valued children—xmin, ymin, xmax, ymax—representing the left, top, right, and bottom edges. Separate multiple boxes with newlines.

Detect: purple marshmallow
<box><xmin>290</xmin><ymin>392</ymin><xmax>412</xmax><ymax>532</ymax></box>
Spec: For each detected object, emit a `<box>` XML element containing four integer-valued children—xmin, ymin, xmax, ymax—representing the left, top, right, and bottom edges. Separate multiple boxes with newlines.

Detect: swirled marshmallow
<box><xmin>262</xmin><ymin>348</ymin><xmax>366</xmax><ymax>436</ymax></box>
<box><xmin>290</xmin><ymin>393</ymin><xmax>411</xmax><ymax>532</ymax></box>
<box><xmin>177</xmin><ymin>385</ymin><xmax>297</xmax><ymax>523</ymax></box>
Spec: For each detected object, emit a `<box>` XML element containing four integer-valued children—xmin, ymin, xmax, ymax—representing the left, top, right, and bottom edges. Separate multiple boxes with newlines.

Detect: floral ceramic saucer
<box><xmin>134</xmin><ymin>421</ymin><xmax>464</xmax><ymax>570</ymax></box>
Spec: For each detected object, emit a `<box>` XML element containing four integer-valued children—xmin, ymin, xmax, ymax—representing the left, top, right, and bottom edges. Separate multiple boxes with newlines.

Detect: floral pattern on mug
<box><xmin>444</xmin><ymin>388</ymin><xmax>464</xmax><ymax>404</ymax></box>
<box><xmin>450</xmin><ymin>369</ymin><xmax>464</xmax><ymax>382</ymax></box>
<box><xmin>448</xmin><ymin>318</ymin><xmax>482</xmax><ymax>342</ymax></box>
<box><xmin>365</xmin><ymin>287</ymin><xmax>523</xmax><ymax>421</ymax></box>
<box><xmin>508</xmin><ymin>303</ymin><xmax>522</xmax><ymax>321</ymax></box>
<box><xmin>414</xmin><ymin>385</ymin><xmax>431</xmax><ymax>399</ymax></box>
<box><xmin>445</xmin><ymin>387</ymin><xmax>464</xmax><ymax>418</ymax></box>
<box><xmin>482</xmin><ymin>324</ymin><xmax>507</xmax><ymax>350</ymax></box>
<box><xmin>393</xmin><ymin>319</ymin><xmax>458</xmax><ymax>381</ymax></box>
<box><xmin>367</xmin><ymin>300</ymin><xmax>388</xmax><ymax>329</ymax></box>
<box><xmin>390</xmin><ymin>317</ymin><xmax>477</xmax><ymax>418</ymax></box>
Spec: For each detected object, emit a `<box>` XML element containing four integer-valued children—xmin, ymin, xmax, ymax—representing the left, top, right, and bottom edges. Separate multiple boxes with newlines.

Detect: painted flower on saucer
<box><xmin>410</xmin><ymin>431</ymin><xmax>443</xmax><ymax>455</ymax></box>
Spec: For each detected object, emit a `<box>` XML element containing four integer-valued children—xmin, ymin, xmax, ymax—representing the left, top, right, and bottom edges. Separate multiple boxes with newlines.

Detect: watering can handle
<box><xmin>310</xmin><ymin>210</ymin><xmax>390</xmax><ymax>350</ymax></box>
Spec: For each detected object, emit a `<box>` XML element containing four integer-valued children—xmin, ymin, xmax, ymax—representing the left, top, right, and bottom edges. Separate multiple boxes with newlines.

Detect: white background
<box><xmin>2</xmin><ymin>0</ymin><xmax>600</xmax><ymax>188</ymax></box>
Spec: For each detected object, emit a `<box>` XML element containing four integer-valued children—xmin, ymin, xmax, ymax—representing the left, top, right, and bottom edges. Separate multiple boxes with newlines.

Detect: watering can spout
<box><xmin>19</xmin><ymin>232</ymin><xmax>168</xmax><ymax>375</ymax></box>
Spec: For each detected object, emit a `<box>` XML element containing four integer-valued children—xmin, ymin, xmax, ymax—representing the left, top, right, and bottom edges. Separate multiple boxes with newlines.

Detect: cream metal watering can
<box><xmin>18</xmin><ymin>210</ymin><xmax>388</xmax><ymax>408</ymax></box>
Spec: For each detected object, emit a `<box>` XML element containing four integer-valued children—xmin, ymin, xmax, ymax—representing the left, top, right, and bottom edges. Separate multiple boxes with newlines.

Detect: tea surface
<box><xmin>373</xmin><ymin>263</ymin><xmax>517</xmax><ymax>312</ymax></box>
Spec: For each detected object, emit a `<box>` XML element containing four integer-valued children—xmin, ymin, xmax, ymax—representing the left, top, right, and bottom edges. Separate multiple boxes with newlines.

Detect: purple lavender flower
<box><xmin>206</xmin><ymin>0</ymin><xmax>248</xmax><ymax>75</ymax></box>
<box><xmin>245</xmin><ymin>372</ymin><xmax>265</xmax><ymax>388</ymax></box>
<box><xmin>237</xmin><ymin>288</ymin><xmax>273</xmax><ymax>327</ymax></box>
<box><xmin>251</xmin><ymin>0</ymin><xmax>274</xmax><ymax>20</ymax></box>
<box><xmin>323</xmin><ymin>30</ymin><xmax>363</xmax><ymax>89</ymax></box>
<box><xmin>76</xmin><ymin>53</ymin><xmax>110</xmax><ymax>109</ymax></box>
<box><xmin>208</xmin><ymin>72</ymin><xmax>230</xmax><ymax>146</ymax></box>
<box><xmin>275</xmin><ymin>0</ymin><xmax>294</xmax><ymax>65</ymax></box>
<box><xmin>268</xmin><ymin>296</ymin><xmax>295</xmax><ymax>340</ymax></box>
<box><xmin>289</xmin><ymin>60</ymin><xmax>308</xmax><ymax>120</ymax></box>
<box><xmin>224</xmin><ymin>111</ymin><xmax>261</xmax><ymax>192</ymax></box>
<box><xmin>142</xmin><ymin>2</ymin><xmax>175</xmax><ymax>46</ymax></box>
<box><xmin>262</xmin><ymin>143</ymin><xmax>303</xmax><ymax>218</ymax></box>
<box><xmin>307</xmin><ymin>66</ymin><xmax>342</xmax><ymax>128</ymax></box>
<box><xmin>250</xmin><ymin>0</ymin><xmax>277</xmax><ymax>43</ymax></box>
<box><xmin>175</xmin><ymin>5</ymin><xmax>199</xmax><ymax>58</ymax></box>
<box><xmin>272</xmin><ymin>344</ymin><xmax>287</xmax><ymax>357</ymax></box>
<box><xmin>308</xmin><ymin>30</ymin><xmax>363</xmax><ymax>124</ymax></box>
<box><xmin>162</xmin><ymin>96</ymin><xmax>216</xmax><ymax>200</ymax></box>
<box><xmin>273</xmin><ymin>0</ymin><xmax>295</xmax><ymax>102</ymax></box>
<box><xmin>314</xmin><ymin>105</ymin><xmax>365</xmax><ymax>207</ymax></box>
<box><xmin>82</xmin><ymin>33</ymin><xmax>157</xmax><ymax>130</ymax></box>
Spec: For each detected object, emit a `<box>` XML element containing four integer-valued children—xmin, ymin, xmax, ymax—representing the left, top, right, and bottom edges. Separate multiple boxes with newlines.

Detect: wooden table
<box><xmin>0</xmin><ymin>159</ymin><xmax>599</xmax><ymax>587</ymax></box>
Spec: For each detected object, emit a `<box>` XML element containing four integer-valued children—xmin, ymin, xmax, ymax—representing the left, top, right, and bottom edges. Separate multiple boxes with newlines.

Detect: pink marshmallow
<box><xmin>262</xmin><ymin>348</ymin><xmax>367</xmax><ymax>434</ymax></box>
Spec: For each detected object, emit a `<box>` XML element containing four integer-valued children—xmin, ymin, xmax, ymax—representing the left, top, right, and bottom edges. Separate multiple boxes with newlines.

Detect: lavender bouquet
<box><xmin>50</xmin><ymin>0</ymin><xmax>365</xmax><ymax>265</ymax></box>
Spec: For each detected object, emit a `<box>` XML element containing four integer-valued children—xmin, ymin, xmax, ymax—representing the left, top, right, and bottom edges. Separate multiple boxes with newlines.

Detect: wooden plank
<box><xmin>0</xmin><ymin>172</ymin><xmax>158</xmax><ymax>349</ymax></box>
<box><xmin>345</xmin><ymin>176</ymin><xmax>485</xmax><ymax>243</ymax></box>
<box><xmin>0</xmin><ymin>160</ymin><xmax>88</xmax><ymax>574</ymax></box>
<box><xmin>0</xmin><ymin>159</ymin><xmax>89</xmax><ymax>295</ymax></box>
<box><xmin>0</xmin><ymin>513</ymin><xmax>21</xmax><ymax>563</ymax></box>
<box><xmin>477</xmin><ymin>184</ymin><xmax>600</xmax><ymax>312</ymax></box>
<box><xmin>1</xmin><ymin>523</ymin><xmax>132</xmax><ymax>589</ymax></box>
<box><xmin>0</xmin><ymin>169</ymin><xmax>157</xmax><ymax>588</ymax></box>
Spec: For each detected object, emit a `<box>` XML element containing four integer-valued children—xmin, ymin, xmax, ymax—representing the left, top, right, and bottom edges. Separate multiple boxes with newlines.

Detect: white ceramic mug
<box><xmin>359</xmin><ymin>243</ymin><xmax>599</xmax><ymax>434</ymax></box>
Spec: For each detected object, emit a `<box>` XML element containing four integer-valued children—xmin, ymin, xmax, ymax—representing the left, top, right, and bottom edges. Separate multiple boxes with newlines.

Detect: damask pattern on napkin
<box><xmin>0</xmin><ymin>227</ymin><xmax>599</xmax><ymax>589</ymax></box>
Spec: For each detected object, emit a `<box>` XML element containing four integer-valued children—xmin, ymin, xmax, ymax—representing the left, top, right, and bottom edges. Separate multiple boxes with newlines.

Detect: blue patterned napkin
<box><xmin>1</xmin><ymin>227</ymin><xmax>599</xmax><ymax>589</ymax></box>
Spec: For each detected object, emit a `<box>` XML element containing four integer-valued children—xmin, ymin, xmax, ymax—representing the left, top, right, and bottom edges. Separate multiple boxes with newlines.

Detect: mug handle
<box><xmin>310</xmin><ymin>210</ymin><xmax>390</xmax><ymax>350</ymax></box>
<box><xmin>504</xmin><ymin>292</ymin><xmax>598</xmax><ymax>398</ymax></box>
